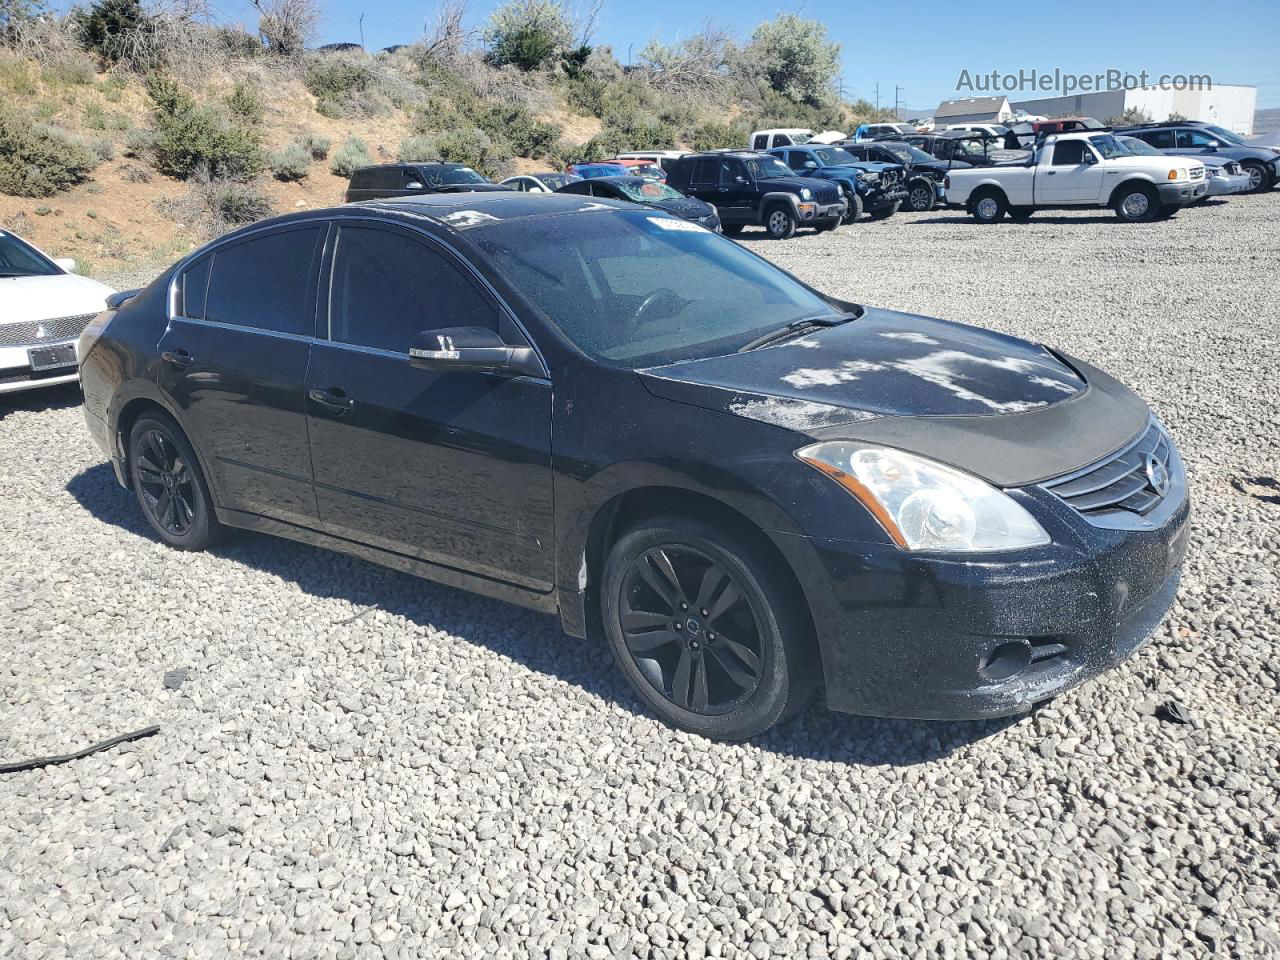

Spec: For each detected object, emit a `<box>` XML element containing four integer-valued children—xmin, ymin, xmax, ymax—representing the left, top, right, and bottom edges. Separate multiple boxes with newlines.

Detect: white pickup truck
<box><xmin>944</xmin><ymin>131</ymin><xmax>1208</xmax><ymax>222</ymax></box>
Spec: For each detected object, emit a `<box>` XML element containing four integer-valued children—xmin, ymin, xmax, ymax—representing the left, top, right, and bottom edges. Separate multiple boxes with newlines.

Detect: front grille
<box><xmin>1041</xmin><ymin>420</ymin><xmax>1174</xmax><ymax>522</ymax></box>
<box><xmin>1189</xmin><ymin>166</ymin><xmax>1204</xmax><ymax>180</ymax></box>
<box><xmin>0</xmin><ymin>313</ymin><xmax>97</xmax><ymax>348</ymax></box>
<box><xmin>809</xmin><ymin>182</ymin><xmax>839</xmax><ymax>204</ymax></box>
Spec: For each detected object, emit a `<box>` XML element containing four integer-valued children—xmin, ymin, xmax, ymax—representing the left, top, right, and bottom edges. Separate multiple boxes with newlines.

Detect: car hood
<box><xmin>435</xmin><ymin>183</ymin><xmax>511</xmax><ymax>193</ymax></box>
<box><xmin>637</xmin><ymin>307</ymin><xmax>1151</xmax><ymax>486</ymax></box>
<box><xmin>757</xmin><ymin>175</ymin><xmax>823</xmax><ymax>193</ymax></box>
<box><xmin>1106</xmin><ymin>156</ymin><xmax>1199</xmax><ymax>173</ymax></box>
<box><xmin>649</xmin><ymin>195</ymin><xmax>715</xmax><ymax>220</ymax></box>
<box><xmin>0</xmin><ymin>273</ymin><xmax>116</xmax><ymax>324</ymax></box>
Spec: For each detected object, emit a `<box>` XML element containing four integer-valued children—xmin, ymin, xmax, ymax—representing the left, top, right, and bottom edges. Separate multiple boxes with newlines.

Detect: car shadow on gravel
<box><xmin>1</xmin><ymin>383</ymin><xmax>81</xmax><ymax>420</ymax></box>
<box><xmin>67</xmin><ymin>462</ymin><xmax>1022</xmax><ymax>766</ymax></box>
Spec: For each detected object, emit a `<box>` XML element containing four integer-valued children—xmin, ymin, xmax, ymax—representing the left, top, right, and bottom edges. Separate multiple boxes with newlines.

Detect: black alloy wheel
<box><xmin>906</xmin><ymin>179</ymin><xmax>936</xmax><ymax>212</ymax></box>
<box><xmin>619</xmin><ymin>544</ymin><xmax>764</xmax><ymax>714</ymax></box>
<box><xmin>602</xmin><ymin>518</ymin><xmax>816</xmax><ymax>739</ymax></box>
<box><xmin>129</xmin><ymin>412</ymin><xmax>221</xmax><ymax>550</ymax></box>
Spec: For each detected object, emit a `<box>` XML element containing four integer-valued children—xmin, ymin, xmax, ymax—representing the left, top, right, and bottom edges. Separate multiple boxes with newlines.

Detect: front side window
<box><xmin>1176</xmin><ymin>129</ymin><xmax>1217</xmax><ymax>148</ymax></box>
<box><xmin>774</xmin><ymin>134</ymin><xmax>793</xmax><ymax>147</ymax></box>
<box><xmin>0</xmin><ymin>231</ymin><xmax>59</xmax><ymax>277</ymax></box>
<box><xmin>204</xmin><ymin>227</ymin><xmax>322</xmax><ymax>335</ymax></box>
<box><xmin>420</xmin><ymin>165</ymin><xmax>488</xmax><ymax>186</ymax></box>
<box><xmin>752</xmin><ymin>135</ymin><xmax>768</xmax><ymax>150</ymax></box>
<box><xmin>1051</xmin><ymin>140</ymin><xmax>1090</xmax><ymax>165</ymax></box>
<box><xmin>329</xmin><ymin>226</ymin><xmax>499</xmax><ymax>353</ymax></box>
<box><xmin>812</xmin><ymin>147</ymin><xmax>856</xmax><ymax>166</ymax></box>
<box><xmin>471</xmin><ymin>210</ymin><xmax>834</xmax><ymax>367</ymax></box>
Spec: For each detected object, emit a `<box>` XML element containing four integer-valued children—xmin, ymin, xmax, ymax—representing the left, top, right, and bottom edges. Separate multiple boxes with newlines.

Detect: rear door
<box><xmin>1039</xmin><ymin>139</ymin><xmax>1104</xmax><ymax>203</ymax></box>
<box><xmin>716</xmin><ymin>158</ymin><xmax>755</xmax><ymax>223</ymax></box>
<box><xmin>305</xmin><ymin>220</ymin><xmax>555</xmax><ymax>590</ymax></box>
<box><xmin>156</xmin><ymin>223</ymin><xmax>324</xmax><ymax>525</ymax></box>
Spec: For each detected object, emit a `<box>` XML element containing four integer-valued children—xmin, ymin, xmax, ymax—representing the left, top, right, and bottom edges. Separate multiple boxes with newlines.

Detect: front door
<box><xmin>155</xmin><ymin>223</ymin><xmax>324</xmax><ymax>525</ymax></box>
<box><xmin>304</xmin><ymin>222</ymin><xmax>555</xmax><ymax>592</ymax></box>
<box><xmin>1040</xmin><ymin>139</ymin><xmax>1104</xmax><ymax>203</ymax></box>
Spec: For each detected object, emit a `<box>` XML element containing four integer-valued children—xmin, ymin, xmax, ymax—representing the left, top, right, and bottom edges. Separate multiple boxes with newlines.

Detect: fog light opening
<box><xmin>981</xmin><ymin>640</ymin><xmax>1033</xmax><ymax>682</ymax></box>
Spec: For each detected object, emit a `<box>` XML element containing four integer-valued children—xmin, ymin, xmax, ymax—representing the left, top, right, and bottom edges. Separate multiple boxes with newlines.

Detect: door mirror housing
<box><xmin>405</xmin><ymin>181</ymin><xmax>424</xmax><ymax>190</ymax></box>
<box><xmin>409</xmin><ymin>326</ymin><xmax>542</xmax><ymax>377</ymax></box>
<box><xmin>1082</xmin><ymin>151</ymin><xmax>1098</xmax><ymax>164</ymax></box>
<box><xmin>802</xmin><ymin>160</ymin><xmax>818</xmax><ymax>170</ymax></box>
<box><xmin>53</xmin><ymin>257</ymin><xmax>77</xmax><ymax>273</ymax></box>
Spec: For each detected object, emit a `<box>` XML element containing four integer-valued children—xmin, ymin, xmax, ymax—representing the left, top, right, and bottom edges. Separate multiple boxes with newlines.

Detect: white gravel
<box><xmin>3</xmin><ymin>194</ymin><xmax>1278</xmax><ymax>959</ymax></box>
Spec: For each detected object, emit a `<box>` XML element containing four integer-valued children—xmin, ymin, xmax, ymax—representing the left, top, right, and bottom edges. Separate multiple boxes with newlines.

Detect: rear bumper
<box><xmin>795</xmin><ymin>488</ymin><xmax>1190</xmax><ymax>720</ymax></box>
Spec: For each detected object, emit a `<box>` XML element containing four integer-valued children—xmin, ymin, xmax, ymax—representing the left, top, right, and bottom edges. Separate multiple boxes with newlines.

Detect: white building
<box><xmin>1011</xmin><ymin>84</ymin><xmax>1256</xmax><ymax>135</ymax></box>
<box><xmin>934</xmin><ymin>96</ymin><xmax>1014</xmax><ymax>125</ymax></box>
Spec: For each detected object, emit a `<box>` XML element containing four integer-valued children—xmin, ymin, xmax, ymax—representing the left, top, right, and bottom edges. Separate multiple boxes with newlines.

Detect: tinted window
<box><xmin>1140</xmin><ymin>130</ymin><xmax>1175</xmax><ymax>149</ymax></box>
<box><xmin>752</xmin><ymin>135</ymin><xmax>768</xmax><ymax>150</ymax></box>
<box><xmin>783</xmin><ymin>151</ymin><xmax>805</xmax><ymax>171</ymax></box>
<box><xmin>774</xmin><ymin>134</ymin><xmax>792</xmax><ymax>146</ymax></box>
<box><xmin>719</xmin><ymin>160</ymin><xmax>745</xmax><ymax>187</ymax></box>
<box><xmin>1051</xmin><ymin>140</ymin><xmax>1090</xmax><ymax>165</ymax></box>
<box><xmin>205</xmin><ymin>227</ymin><xmax>321</xmax><ymax>335</ymax></box>
<box><xmin>329</xmin><ymin>226</ymin><xmax>499</xmax><ymax>352</ymax></box>
<box><xmin>179</xmin><ymin>256</ymin><xmax>211</xmax><ymax>319</ymax></box>
<box><xmin>1176</xmin><ymin>129</ymin><xmax>1217</xmax><ymax>148</ymax></box>
<box><xmin>691</xmin><ymin>159</ymin><xmax>719</xmax><ymax>187</ymax></box>
<box><xmin>0</xmin><ymin>231</ymin><xmax>58</xmax><ymax>277</ymax></box>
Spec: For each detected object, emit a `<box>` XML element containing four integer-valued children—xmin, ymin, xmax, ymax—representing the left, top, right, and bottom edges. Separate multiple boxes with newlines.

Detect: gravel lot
<box><xmin>3</xmin><ymin>194</ymin><xmax>1278</xmax><ymax>959</ymax></box>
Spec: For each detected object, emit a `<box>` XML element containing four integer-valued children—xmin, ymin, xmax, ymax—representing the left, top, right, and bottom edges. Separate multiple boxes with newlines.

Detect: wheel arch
<box><xmin>570</xmin><ymin>485</ymin><xmax>821</xmax><ymax>684</ymax></box>
<box><xmin>968</xmin><ymin>182</ymin><xmax>1008</xmax><ymax>207</ymax></box>
<box><xmin>1107</xmin><ymin>177</ymin><xmax>1157</xmax><ymax>208</ymax></box>
<box><xmin>110</xmin><ymin>387</ymin><xmax>216</xmax><ymax>502</ymax></box>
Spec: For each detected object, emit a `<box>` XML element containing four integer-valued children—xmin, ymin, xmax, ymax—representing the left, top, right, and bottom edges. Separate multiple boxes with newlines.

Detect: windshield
<box><xmin>536</xmin><ymin>174</ymin><xmax>579</xmax><ymax>189</ymax></box>
<box><xmin>472</xmin><ymin>210</ymin><xmax>834</xmax><ymax>367</ymax></box>
<box><xmin>746</xmin><ymin>155</ymin><xmax>797</xmax><ymax>179</ymax></box>
<box><xmin>877</xmin><ymin>143</ymin><xmax>935</xmax><ymax>166</ymax></box>
<box><xmin>810</xmin><ymin>147</ymin><xmax>857</xmax><ymax>165</ymax></box>
<box><xmin>1118</xmin><ymin>136</ymin><xmax>1160</xmax><ymax>157</ymax></box>
<box><xmin>0</xmin><ymin>231</ymin><xmax>59</xmax><ymax>278</ymax></box>
<box><xmin>616</xmin><ymin>180</ymin><xmax>685</xmax><ymax>202</ymax></box>
<box><xmin>1089</xmin><ymin>134</ymin><xmax>1131</xmax><ymax>159</ymax></box>
<box><xmin>1204</xmin><ymin>124</ymin><xmax>1247</xmax><ymax>145</ymax></box>
<box><xmin>424</xmin><ymin>166</ymin><xmax>487</xmax><ymax>186</ymax></box>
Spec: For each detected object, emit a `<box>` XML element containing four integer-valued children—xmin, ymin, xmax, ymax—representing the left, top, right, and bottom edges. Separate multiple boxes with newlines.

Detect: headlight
<box><xmin>800</xmin><ymin>188</ymin><xmax>813</xmax><ymax>200</ymax></box>
<box><xmin>862</xmin><ymin>172</ymin><xmax>880</xmax><ymax>183</ymax></box>
<box><xmin>795</xmin><ymin>442</ymin><xmax>1050</xmax><ymax>552</ymax></box>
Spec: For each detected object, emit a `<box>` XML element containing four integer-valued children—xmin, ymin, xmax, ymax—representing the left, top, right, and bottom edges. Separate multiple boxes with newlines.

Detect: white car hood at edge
<box><xmin>0</xmin><ymin>273</ymin><xmax>117</xmax><ymax>325</ymax></box>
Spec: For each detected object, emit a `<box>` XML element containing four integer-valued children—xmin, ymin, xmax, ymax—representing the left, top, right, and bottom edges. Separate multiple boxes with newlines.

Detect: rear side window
<box><xmin>205</xmin><ymin>227</ymin><xmax>322</xmax><ymax>335</ymax></box>
<box><xmin>1140</xmin><ymin>130</ymin><xmax>1174</xmax><ymax>149</ymax></box>
<box><xmin>752</xmin><ymin>135</ymin><xmax>768</xmax><ymax>150</ymax></box>
<box><xmin>691</xmin><ymin>158</ymin><xmax>719</xmax><ymax>188</ymax></box>
<box><xmin>774</xmin><ymin>134</ymin><xmax>792</xmax><ymax>147</ymax></box>
<box><xmin>1051</xmin><ymin>140</ymin><xmax>1089</xmax><ymax>165</ymax></box>
<box><xmin>350</xmin><ymin>169</ymin><xmax>374</xmax><ymax>189</ymax></box>
<box><xmin>328</xmin><ymin>226</ymin><xmax>500</xmax><ymax>353</ymax></box>
<box><xmin>178</xmin><ymin>256</ymin><xmax>211</xmax><ymax>319</ymax></box>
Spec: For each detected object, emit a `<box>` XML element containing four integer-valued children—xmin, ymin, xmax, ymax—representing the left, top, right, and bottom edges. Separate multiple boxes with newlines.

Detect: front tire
<box><xmin>906</xmin><ymin>179</ymin><xmax>936</xmax><ymax>212</ymax></box>
<box><xmin>721</xmin><ymin>224</ymin><xmax>744</xmax><ymax>236</ymax></box>
<box><xmin>601</xmin><ymin>518</ymin><xmax>816</xmax><ymax>740</ymax></box>
<box><xmin>1114</xmin><ymin>184</ymin><xmax>1158</xmax><ymax>222</ymax></box>
<box><xmin>868</xmin><ymin>201</ymin><xmax>899</xmax><ymax>220</ymax></box>
<box><xmin>764</xmin><ymin>205</ymin><xmax>797</xmax><ymax>239</ymax></box>
<box><xmin>841</xmin><ymin>191</ymin><xmax>864</xmax><ymax>223</ymax></box>
<box><xmin>1241</xmin><ymin>160</ymin><xmax>1270</xmax><ymax>194</ymax></box>
<box><xmin>128</xmin><ymin>412</ymin><xmax>221</xmax><ymax>551</ymax></box>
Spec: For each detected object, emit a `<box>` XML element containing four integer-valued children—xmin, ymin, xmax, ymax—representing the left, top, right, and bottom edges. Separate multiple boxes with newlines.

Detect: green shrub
<box><xmin>329</xmin><ymin>136</ymin><xmax>372</xmax><ymax>177</ymax></box>
<box><xmin>226</xmin><ymin>82</ymin><xmax>264</xmax><ymax>124</ymax></box>
<box><xmin>297</xmin><ymin>132</ymin><xmax>330</xmax><ymax>160</ymax></box>
<box><xmin>76</xmin><ymin>0</ymin><xmax>148</xmax><ymax>65</ymax></box>
<box><xmin>315</xmin><ymin>98</ymin><xmax>343</xmax><ymax>119</ymax></box>
<box><xmin>0</xmin><ymin>108</ymin><xmax>101</xmax><ymax>197</ymax></box>
<box><xmin>123</xmin><ymin>126</ymin><xmax>154</xmax><ymax>156</ymax></box>
<box><xmin>743</xmin><ymin>14</ymin><xmax>840</xmax><ymax>106</ymax></box>
<box><xmin>397</xmin><ymin>135</ymin><xmax>439</xmax><ymax>162</ymax></box>
<box><xmin>214</xmin><ymin>26</ymin><xmax>262</xmax><ymax>59</ymax></box>
<box><xmin>146</xmin><ymin>74</ymin><xmax>263</xmax><ymax>180</ymax></box>
<box><xmin>474</xmin><ymin>103</ymin><xmax>560</xmax><ymax>159</ymax></box>
<box><xmin>45</xmin><ymin>53</ymin><xmax>98</xmax><ymax>86</ymax></box>
<box><xmin>689</xmin><ymin>120</ymin><xmax>746</xmax><ymax>151</ymax></box>
<box><xmin>304</xmin><ymin>56</ymin><xmax>376</xmax><ymax>101</ymax></box>
<box><xmin>269</xmin><ymin>141</ymin><xmax>311</xmax><ymax>180</ymax></box>
<box><xmin>485</xmin><ymin>0</ymin><xmax>573</xmax><ymax>71</ymax></box>
<box><xmin>206</xmin><ymin>180</ymin><xmax>272</xmax><ymax>225</ymax></box>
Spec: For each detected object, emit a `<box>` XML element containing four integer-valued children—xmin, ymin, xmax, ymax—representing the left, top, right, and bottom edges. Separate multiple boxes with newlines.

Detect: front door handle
<box><xmin>161</xmin><ymin>349</ymin><xmax>194</xmax><ymax>368</ymax></box>
<box><xmin>308</xmin><ymin>387</ymin><xmax>355</xmax><ymax>415</ymax></box>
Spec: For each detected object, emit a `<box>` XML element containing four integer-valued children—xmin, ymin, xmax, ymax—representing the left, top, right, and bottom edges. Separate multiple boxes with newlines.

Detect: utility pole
<box><xmin>358</xmin><ymin>12</ymin><xmax>365</xmax><ymax>50</ymax></box>
<box><xmin>895</xmin><ymin>85</ymin><xmax>904</xmax><ymax>119</ymax></box>
<box><xmin>874</xmin><ymin>83</ymin><xmax>880</xmax><ymax>110</ymax></box>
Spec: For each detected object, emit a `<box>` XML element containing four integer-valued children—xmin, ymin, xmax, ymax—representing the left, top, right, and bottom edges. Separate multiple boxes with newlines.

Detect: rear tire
<box><xmin>1114</xmin><ymin>184</ymin><xmax>1158</xmax><ymax>222</ymax></box>
<box><xmin>601</xmin><ymin>517</ymin><xmax>817</xmax><ymax>740</ymax></box>
<box><xmin>970</xmin><ymin>190</ymin><xmax>1007</xmax><ymax>223</ymax></box>
<box><xmin>128</xmin><ymin>412</ymin><xmax>222</xmax><ymax>551</ymax></box>
<box><xmin>764</xmin><ymin>205</ymin><xmax>797</xmax><ymax>239</ymax></box>
<box><xmin>905</xmin><ymin>179</ymin><xmax>936</xmax><ymax>212</ymax></box>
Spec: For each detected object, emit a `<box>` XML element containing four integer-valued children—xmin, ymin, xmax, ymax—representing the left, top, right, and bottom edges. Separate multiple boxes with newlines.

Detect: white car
<box><xmin>499</xmin><ymin>172</ymin><xmax>582</xmax><ymax>193</ymax></box>
<box><xmin>0</xmin><ymin>230</ymin><xmax>116</xmax><ymax>395</ymax></box>
<box><xmin>748</xmin><ymin>128</ymin><xmax>816</xmax><ymax>151</ymax></box>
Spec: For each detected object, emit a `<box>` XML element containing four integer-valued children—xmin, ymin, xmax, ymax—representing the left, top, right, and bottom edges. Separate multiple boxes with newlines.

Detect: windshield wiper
<box><xmin>738</xmin><ymin>312</ymin><xmax>857</xmax><ymax>352</ymax></box>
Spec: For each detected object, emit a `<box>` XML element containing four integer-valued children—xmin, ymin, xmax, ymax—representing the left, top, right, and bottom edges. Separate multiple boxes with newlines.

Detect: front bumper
<box><xmin>1157</xmin><ymin>180</ymin><xmax>1209</xmax><ymax>205</ymax></box>
<box><xmin>796</xmin><ymin>486</ymin><xmax>1190</xmax><ymax>720</ymax></box>
<box><xmin>862</xmin><ymin>185</ymin><xmax>909</xmax><ymax>211</ymax></box>
<box><xmin>0</xmin><ymin>337</ymin><xmax>80</xmax><ymax>395</ymax></box>
<box><xmin>1204</xmin><ymin>172</ymin><xmax>1252</xmax><ymax>197</ymax></box>
<box><xmin>797</xmin><ymin>199</ymin><xmax>847</xmax><ymax>222</ymax></box>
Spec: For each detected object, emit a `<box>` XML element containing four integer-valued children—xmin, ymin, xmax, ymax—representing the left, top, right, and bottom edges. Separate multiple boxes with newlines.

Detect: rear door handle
<box><xmin>161</xmin><ymin>349</ymin><xmax>194</xmax><ymax>368</ymax></box>
<box><xmin>308</xmin><ymin>387</ymin><xmax>355</xmax><ymax>415</ymax></box>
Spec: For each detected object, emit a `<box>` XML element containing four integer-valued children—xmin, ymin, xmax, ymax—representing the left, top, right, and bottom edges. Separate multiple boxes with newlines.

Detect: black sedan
<box><xmin>78</xmin><ymin>193</ymin><xmax>1188</xmax><ymax>740</ymax></box>
<box><xmin>556</xmin><ymin>176</ymin><xmax>721</xmax><ymax>232</ymax></box>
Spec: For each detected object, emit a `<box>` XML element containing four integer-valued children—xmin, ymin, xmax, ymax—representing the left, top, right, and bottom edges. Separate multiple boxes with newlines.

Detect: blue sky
<box><xmin>165</xmin><ymin>1</ymin><xmax>1280</xmax><ymax>109</ymax></box>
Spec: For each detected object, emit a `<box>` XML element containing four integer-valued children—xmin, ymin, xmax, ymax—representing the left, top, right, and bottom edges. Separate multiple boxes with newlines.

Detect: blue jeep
<box><xmin>768</xmin><ymin>144</ymin><xmax>908</xmax><ymax>221</ymax></box>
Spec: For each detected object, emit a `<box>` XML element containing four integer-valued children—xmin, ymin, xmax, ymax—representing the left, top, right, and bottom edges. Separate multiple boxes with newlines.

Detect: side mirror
<box><xmin>409</xmin><ymin>326</ymin><xmax>542</xmax><ymax>377</ymax></box>
<box><xmin>54</xmin><ymin>257</ymin><xmax>77</xmax><ymax>273</ymax></box>
<box><xmin>1205</xmin><ymin>140</ymin><xmax>1220</xmax><ymax>150</ymax></box>
<box><xmin>803</xmin><ymin>160</ymin><xmax>818</xmax><ymax>170</ymax></box>
<box><xmin>735</xmin><ymin>175</ymin><xmax>749</xmax><ymax>184</ymax></box>
<box><xmin>1083</xmin><ymin>152</ymin><xmax>1098</xmax><ymax>165</ymax></box>
<box><xmin>405</xmin><ymin>181</ymin><xmax>424</xmax><ymax>190</ymax></box>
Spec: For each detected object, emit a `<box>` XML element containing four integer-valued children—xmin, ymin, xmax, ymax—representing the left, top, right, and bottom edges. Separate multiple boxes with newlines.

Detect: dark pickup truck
<box><xmin>344</xmin><ymin>162</ymin><xmax>511</xmax><ymax>202</ymax></box>
<box><xmin>665</xmin><ymin>151</ymin><xmax>846</xmax><ymax>238</ymax></box>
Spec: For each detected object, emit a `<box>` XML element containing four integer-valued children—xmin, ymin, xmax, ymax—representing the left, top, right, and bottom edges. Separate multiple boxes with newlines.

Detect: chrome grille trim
<box><xmin>1041</xmin><ymin>420</ymin><xmax>1177</xmax><ymax>524</ymax></box>
<box><xmin>0</xmin><ymin>313</ymin><xmax>97</xmax><ymax>347</ymax></box>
